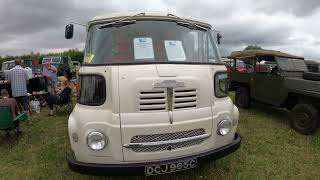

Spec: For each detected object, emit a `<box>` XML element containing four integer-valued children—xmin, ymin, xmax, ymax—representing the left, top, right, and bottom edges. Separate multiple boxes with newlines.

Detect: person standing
<box><xmin>42</xmin><ymin>62</ymin><xmax>58</xmax><ymax>94</ymax></box>
<box><xmin>7</xmin><ymin>59</ymin><xmax>29</xmax><ymax>112</ymax></box>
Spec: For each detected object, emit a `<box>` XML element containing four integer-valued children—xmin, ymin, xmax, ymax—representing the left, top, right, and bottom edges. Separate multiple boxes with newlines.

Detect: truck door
<box><xmin>252</xmin><ymin>72</ymin><xmax>283</xmax><ymax>105</ymax></box>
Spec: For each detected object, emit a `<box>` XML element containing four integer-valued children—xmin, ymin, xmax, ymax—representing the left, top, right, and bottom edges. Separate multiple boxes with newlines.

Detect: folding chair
<box><xmin>0</xmin><ymin>106</ymin><xmax>28</xmax><ymax>135</ymax></box>
<box><xmin>54</xmin><ymin>95</ymin><xmax>73</xmax><ymax>113</ymax></box>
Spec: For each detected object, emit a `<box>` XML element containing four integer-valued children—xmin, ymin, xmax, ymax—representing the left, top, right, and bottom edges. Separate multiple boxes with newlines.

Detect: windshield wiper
<box><xmin>99</xmin><ymin>12</ymin><xmax>146</xmax><ymax>29</ymax></box>
<box><xmin>99</xmin><ymin>19</ymin><xmax>136</xmax><ymax>29</ymax></box>
<box><xmin>176</xmin><ymin>21</ymin><xmax>208</xmax><ymax>31</ymax></box>
<box><xmin>167</xmin><ymin>13</ymin><xmax>209</xmax><ymax>31</ymax></box>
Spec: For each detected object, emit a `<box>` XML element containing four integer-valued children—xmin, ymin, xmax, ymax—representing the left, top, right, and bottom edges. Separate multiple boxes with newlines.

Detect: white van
<box><xmin>65</xmin><ymin>12</ymin><xmax>241</xmax><ymax>176</ymax></box>
<box><xmin>1</xmin><ymin>60</ymin><xmax>33</xmax><ymax>80</ymax></box>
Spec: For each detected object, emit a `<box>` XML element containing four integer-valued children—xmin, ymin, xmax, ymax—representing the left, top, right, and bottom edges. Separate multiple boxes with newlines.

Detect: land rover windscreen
<box><xmin>42</xmin><ymin>57</ymin><xmax>61</xmax><ymax>67</ymax></box>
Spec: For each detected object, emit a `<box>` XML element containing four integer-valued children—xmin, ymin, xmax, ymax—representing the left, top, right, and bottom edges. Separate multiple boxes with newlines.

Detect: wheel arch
<box><xmin>285</xmin><ymin>92</ymin><xmax>320</xmax><ymax>110</ymax></box>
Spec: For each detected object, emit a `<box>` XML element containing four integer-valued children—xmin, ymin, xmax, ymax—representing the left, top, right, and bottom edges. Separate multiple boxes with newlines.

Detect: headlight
<box><xmin>217</xmin><ymin>119</ymin><xmax>232</xmax><ymax>136</ymax></box>
<box><xmin>214</xmin><ymin>72</ymin><xmax>229</xmax><ymax>98</ymax></box>
<box><xmin>87</xmin><ymin>131</ymin><xmax>107</xmax><ymax>150</ymax></box>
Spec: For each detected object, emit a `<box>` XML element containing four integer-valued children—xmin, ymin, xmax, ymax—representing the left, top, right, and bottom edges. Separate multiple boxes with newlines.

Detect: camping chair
<box><xmin>54</xmin><ymin>94</ymin><xmax>73</xmax><ymax>113</ymax></box>
<box><xmin>0</xmin><ymin>106</ymin><xmax>28</xmax><ymax>134</ymax></box>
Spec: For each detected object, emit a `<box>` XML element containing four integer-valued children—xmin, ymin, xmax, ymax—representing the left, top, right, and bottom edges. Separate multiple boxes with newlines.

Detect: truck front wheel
<box><xmin>290</xmin><ymin>104</ymin><xmax>319</xmax><ymax>135</ymax></box>
<box><xmin>235</xmin><ymin>87</ymin><xmax>250</xmax><ymax>109</ymax></box>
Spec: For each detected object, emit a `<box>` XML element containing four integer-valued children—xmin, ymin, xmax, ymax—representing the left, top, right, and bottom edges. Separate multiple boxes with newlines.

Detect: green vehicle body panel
<box><xmin>228</xmin><ymin>49</ymin><xmax>320</xmax><ymax>108</ymax></box>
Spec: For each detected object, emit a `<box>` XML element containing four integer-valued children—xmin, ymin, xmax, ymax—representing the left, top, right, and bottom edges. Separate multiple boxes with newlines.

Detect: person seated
<box><xmin>47</xmin><ymin>78</ymin><xmax>71</xmax><ymax>116</ymax></box>
<box><xmin>0</xmin><ymin>89</ymin><xmax>21</xmax><ymax>134</ymax></box>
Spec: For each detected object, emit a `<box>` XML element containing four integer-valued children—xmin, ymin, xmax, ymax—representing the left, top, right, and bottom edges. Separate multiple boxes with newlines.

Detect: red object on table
<box><xmin>32</xmin><ymin>59</ymin><xmax>40</xmax><ymax>65</ymax></box>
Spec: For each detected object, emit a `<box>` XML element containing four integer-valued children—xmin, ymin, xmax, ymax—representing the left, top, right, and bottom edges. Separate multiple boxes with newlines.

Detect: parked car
<box><xmin>305</xmin><ymin>60</ymin><xmax>320</xmax><ymax>73</ymax></box>
<box><xmin>42</xmin><ymin>56</ymin><xmax>76</xmax><ymax>77</ymax></box>
<box><xmin>226</xmin><ymin>59</ymin><xmax>248</xmax><ymax>73</ymax></box>
<box><xmin>64</xmin><ymin>12</ymin><xmax>241</xmax><ymax>176</ymax></box>
<box><xmin>228</xmin><ymin>49</ymin><xmax>320</xmax><ymax>134</ymax></box>
<box><xmin>1</xmin><ymin>60</ymin><xmax>16</xmax><ymax>80</ymax></box>
<box><xmin>0</xmin><ymin>63</ymin><xmax>4</xmax><ymax>80</ymax></box>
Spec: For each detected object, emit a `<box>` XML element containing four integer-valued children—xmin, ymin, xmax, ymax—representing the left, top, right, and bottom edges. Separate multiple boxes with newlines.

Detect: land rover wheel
<box><xmin>290</xmin><ymin>104</ymin><xmax>319</xmax><ymax>135</ymax></box>
<box><xmin>235</xmin><ymin>87</ymin><xmax>250</xmax><ymax>109</ymax></box>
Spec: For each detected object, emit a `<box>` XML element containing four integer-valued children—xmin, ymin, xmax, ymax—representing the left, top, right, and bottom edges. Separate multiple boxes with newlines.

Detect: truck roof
<box><xmin>89</xmin><ymin>12</ymin><xmax>212</xmax><ymax>29</ymax></box>
<box><xmin>228</xmin><ymin>49</ymin><xmax>304</xmax><ymax>60</ymax></box>
<box><xmin>2</xmin><ymin>60</ymin><xmax>15</xmax><ymax>64</ymax></box>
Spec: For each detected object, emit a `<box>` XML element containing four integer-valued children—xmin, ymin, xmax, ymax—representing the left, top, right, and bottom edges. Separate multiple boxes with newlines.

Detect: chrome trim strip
<box><xmin>123</xmin><ymin>134</ymin><xmax>210</xmax><ymax>148</ymax></box>
<box><xmin>168</xmin><ymin>111</ymin><xmax>173</xmax><ymax>124</ymax></box>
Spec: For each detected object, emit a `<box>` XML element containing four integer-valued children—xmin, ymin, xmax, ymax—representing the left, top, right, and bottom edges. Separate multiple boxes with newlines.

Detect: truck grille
<box><xmin>139</xmin><ymin>88</ymin><xmax>197</xmax><ymax>111</ymax></box>
<box><xmin>139</xmin><ymin>89</ymin><xmax>166</xmax><ymax>111</ymax></box>
<box><xmin>129</xmin><ymin>128</ymin><xmax>206</xmax><ymax>152</ymax></box>
<box><xmin>174</xmin><ymin>88</ymin><xmax>197</xmax><ymax>110</ymax></box>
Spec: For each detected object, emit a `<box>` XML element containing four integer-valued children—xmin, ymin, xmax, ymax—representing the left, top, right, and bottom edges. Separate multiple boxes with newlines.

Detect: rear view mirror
<box><xmin>65</xmin><ymin>24</ymin><xmax>74</xmax><ymax>39</ymax></box>
<box><xmin>217</xmin><ymin>33</ymin><xmax>222</xmax><ymax>44</ymax></box>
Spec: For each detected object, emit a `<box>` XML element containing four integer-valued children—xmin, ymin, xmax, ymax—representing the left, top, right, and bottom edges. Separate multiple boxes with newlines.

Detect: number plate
<box><xmin>145</xmin><ymin>158</ymin><xmax>197</xmax><ymax>176</ymax></box>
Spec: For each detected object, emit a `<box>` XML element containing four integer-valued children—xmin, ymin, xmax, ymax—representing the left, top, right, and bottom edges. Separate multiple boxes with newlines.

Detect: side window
<box><xmin>208</xmin><ymin>39</ymin><xmax>216</xmax><ymax>62</ymax></box>
<box><xmin>207</xmin><ymin>34</ymin><xmax>218</xmax><ymax>63</ymax></box>
<box><xmin>78</xmin><ymin>75</ymin><xmax>106</xmax><ymax>106</ymax></box>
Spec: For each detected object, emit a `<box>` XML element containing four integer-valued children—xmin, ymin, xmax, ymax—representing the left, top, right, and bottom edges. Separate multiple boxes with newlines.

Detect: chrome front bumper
<box><xmin>67</xmin><ymin>133</ymin><xmax>241</xmax><ymax>176</ymax></box>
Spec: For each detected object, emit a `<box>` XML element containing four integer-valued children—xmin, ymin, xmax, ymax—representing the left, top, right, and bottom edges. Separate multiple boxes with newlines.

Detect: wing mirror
<box><xmin>217</xmin><ymin>33</ymin><xmax>222</xmax><ymax>44</ymax></box>
<box><xmin>65</xmin><ymin>24</ymin><xmax>74</xmax><ymax>39</ymax></box>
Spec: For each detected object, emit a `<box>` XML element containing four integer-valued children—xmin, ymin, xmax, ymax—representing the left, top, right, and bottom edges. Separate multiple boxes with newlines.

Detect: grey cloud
<box><xmin>0</xmin><ymin>0</ymin><xmax>320</xmax><ymax>60</ymax></box>
<box><xmin>256</xmin><ymin>0</ymin><xmax>320</xmax><ymax>17</ymax></box>
<box><xmin>220</xmin><ymin>23</ymin><xmax>292</xmax><ymax>46</ymax></box>
<box><xmin>0</xmin><ymin>0</ymin><xmax>73</xmax><ymax>35</ymax></box>
<box><xmin>0</xmin><ymin>0</ymin><xmax>114</xmax><ymax>56</ymax></box>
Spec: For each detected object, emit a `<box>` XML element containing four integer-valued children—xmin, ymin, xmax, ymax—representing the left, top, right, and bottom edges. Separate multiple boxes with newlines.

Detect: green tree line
<box><xmin>0</xmin><ymin>48</ymin><xmax>84</xmax><ymax>68</ymax></box>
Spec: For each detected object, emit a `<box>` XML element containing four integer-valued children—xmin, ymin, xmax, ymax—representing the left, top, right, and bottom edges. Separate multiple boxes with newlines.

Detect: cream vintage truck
<box><xmin>65</xmin><ymin>12</ymin><xmax>241</xmax><ymax>176</ymax></box>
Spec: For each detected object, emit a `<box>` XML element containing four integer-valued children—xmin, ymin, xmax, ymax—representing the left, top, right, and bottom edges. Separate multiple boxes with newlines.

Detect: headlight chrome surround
<box><xmin>214</xmin><ymin>71</ymin><xmax>229</xmax><ymax>98</ymax></box>
<box><xmin>87</xmin><ymin>131</ymin><xmax>107</xmax><ymax>151</ymax></box>
<box><xmin>217</xmin><ymin>119</ymin><xmax>232</xmax><ymax>136</ymax></box>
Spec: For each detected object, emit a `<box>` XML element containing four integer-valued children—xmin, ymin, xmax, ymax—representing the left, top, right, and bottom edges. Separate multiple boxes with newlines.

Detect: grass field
<box><xmin>0</xmin><ymin>95</ymin><xmax>320</xmax><ymax>179</ymax></box>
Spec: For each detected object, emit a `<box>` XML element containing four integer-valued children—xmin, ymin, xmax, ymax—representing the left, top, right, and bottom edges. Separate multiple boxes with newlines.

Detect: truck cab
<box><xmin>65</xmin><ymin>12</ymin><xmax>241</xmax><ymax>176</ymax></box>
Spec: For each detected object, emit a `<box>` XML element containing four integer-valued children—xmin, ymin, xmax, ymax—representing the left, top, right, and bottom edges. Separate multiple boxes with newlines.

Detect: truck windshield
<box><xmin>84</xmin><ymin>20</ymin><xmax>221</xmax><ymax>65</ymax></box>
<box><xmin>52</xmin><ymin>57</ymin><xmax>61</xmax><ymax>64</ymax></box>
<box><xmin>42</xmin><ymin>58</ymin><xmax>51</xmax><ymax>64</ymax></box>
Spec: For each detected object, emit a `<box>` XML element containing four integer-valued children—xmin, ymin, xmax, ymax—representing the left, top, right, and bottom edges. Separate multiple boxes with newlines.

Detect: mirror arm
<box><xmin>69</xmin><ymin>21</ymin><xmax>88</xmax><ymax>28</ymax></box>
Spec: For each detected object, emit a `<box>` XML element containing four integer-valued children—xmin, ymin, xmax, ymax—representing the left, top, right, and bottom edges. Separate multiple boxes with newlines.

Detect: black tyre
<box><xmin>290</xmin><ymin>104</ymin><xmax>319</xmax><ymax>135</ymax></box>
<box><xmin>303</xmin><ymin>72</ymin><xmax>320</xmax><ymax>81</ymax></box>
<box><xmin>235</xmin><ymin>87</ymin><xmax>250</xmax><ymax>108</ymax></box>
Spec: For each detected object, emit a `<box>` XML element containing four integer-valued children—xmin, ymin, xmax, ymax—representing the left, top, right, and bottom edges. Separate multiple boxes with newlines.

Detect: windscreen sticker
<box><xmin>164</xmin><ymin>40</ymin><xmax>186</xmax><ymax>61</ymax></box>
<box><xmin>84</xmin><ymin>53</ymin><xmax>94</xmax><ymax>64</ymax></box>
<box><xmin>133</xmin><ymin>37</ymin><xmax>155</xmax><ymax>60</ymax></box>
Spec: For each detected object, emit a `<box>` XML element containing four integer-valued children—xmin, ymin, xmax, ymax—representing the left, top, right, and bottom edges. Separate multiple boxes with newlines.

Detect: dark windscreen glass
<box><xmin>84</xmin><ymin>20</ymin><xmax>221</xmax><ymax>65</ymax></box>
<box><xmin>78</xmin><ymin>75</ymin><xmax>106</xmax><ymax>106</ymax></box>
<box><xmin>276</xmin><ymin>57</ymin><xmax>307</xmax><ymax>71</ymax></box>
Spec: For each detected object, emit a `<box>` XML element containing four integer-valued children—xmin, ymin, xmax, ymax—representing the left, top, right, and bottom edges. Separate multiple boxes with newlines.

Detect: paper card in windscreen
<box><xmin>164</xmin><ymin>40</ymin><xmax>186</xmax><ymax>61</ymax></box>
<box><xmin>133</xmin><ymin>37</ymin><xmax>155</xmax><ymax>60</ymax></box>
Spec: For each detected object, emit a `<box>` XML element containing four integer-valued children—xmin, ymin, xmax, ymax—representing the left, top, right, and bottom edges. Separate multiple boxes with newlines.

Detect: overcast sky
<box><xmin>1</xmin><ymin>0</ymin><xmax>320</xmax><ymax>60</ymax></box>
